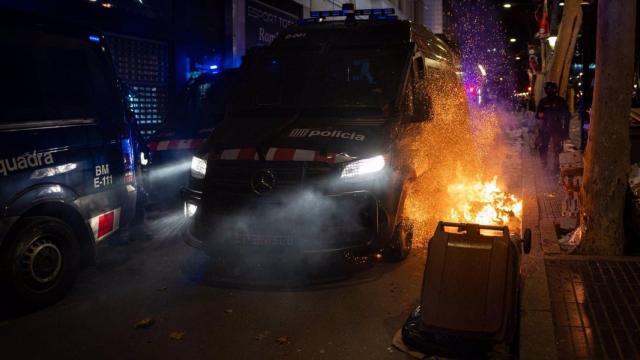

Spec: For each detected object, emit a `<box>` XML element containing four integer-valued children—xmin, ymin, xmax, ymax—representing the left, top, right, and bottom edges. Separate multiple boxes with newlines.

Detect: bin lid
<box><xmin>421</xmin><ymin>223</ymin><xmax>513</xmax><ymax>334</ymax></box>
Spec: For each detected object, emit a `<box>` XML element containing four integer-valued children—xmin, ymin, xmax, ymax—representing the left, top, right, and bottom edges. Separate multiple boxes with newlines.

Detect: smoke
<box><xmin>145</xmin><ymin>159</ymin><xmax>191</xmax><ymax>184</ymax></box>
<box><xmin>144</xmin><ymin>158</ymin><xmax>192</xmax><ymax>207</ymax></box>
<box><xmin>202</xmin><ymin>188</ymin><xmax>368</xmax><ymax>250</ymax></box>
<box><xmin>192</xmin><ymin>185</ymin><xmax>382</xmax><ymax>285</ymax></box>
<box><xmin>145</xmin><ymin>210</ymin><xmax>190</xmax><ymax>244</ymax></box>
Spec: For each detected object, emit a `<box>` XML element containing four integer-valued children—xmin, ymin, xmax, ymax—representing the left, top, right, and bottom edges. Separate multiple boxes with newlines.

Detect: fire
<box><xmin>447</xmin><ymin>177</ymin><xmax>522</xmax><ymax>228</ymax></box>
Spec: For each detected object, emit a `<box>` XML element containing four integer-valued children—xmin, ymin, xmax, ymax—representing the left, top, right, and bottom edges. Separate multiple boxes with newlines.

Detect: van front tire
<box><xmin>1</xmin><ymin>217</ymin><xmax>79</xmax><ymax>307</ymax></box>
<box><xmin>384</xmin><ymin>221</ymin><xmax>413</xmax><ymax>262</ymax></box>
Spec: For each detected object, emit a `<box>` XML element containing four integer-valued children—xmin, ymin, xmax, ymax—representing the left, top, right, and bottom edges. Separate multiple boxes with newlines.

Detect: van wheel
<box><xmin>384</xmin><ymin>221</ymin><xmax>413</xmax><ymax>262</ymax></box>
<box><xmin>1</xmin><ymin>217</ymin><xmax>79</xmax><ymax>307</ymax></box>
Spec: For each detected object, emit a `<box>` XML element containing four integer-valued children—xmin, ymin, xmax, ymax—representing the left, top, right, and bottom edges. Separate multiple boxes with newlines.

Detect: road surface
<box><xmin>0</xmin><ymin>209</ymin><xmax>425</xmax><ymax>359</ymax></box>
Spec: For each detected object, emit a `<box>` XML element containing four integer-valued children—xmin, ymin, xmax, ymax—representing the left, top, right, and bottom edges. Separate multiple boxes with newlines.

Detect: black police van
<box><xmin>182</xmin><ymin>6</ymin><xmax>462</xmax><ymax>261</ymax></box>
<box><xmin>0</xmin><ymin>16</ymin><xmax>141</xmax><ymax>305</ymax></box>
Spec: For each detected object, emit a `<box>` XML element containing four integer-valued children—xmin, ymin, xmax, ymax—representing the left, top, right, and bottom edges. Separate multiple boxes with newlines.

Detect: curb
<box><xmin>519</xmin><ymin>151</ymin><xmax>559</xmax><ymax>360</ymax></box>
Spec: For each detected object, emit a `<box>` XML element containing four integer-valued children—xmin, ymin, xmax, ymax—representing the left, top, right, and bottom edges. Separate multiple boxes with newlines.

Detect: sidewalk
<box><xmin>520</xmin><ymin>148</ymin><xmax>640</xmax><ymax>359</ymax></box>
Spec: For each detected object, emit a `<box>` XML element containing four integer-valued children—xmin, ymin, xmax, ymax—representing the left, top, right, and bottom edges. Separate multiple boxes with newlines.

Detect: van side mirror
<box><xmin>414</xmin><ymin>56</ymin><xmax>426</xmax><ymax>78</ymax></box>
<box><xmin>409</xmin><ymin>56</ymin><xmax>432</xmax><ymax>122</ymax></box>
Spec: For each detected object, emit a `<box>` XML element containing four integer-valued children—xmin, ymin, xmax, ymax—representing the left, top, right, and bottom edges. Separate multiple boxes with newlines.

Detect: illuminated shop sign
<box><xmin>246</xmin><ymin>0</ymin><xmax>299</xmax><ymax>48</ymax></box>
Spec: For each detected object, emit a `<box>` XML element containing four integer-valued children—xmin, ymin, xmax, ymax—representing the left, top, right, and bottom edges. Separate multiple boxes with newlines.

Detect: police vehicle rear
<box><xmin>182</xmin><ymin>5</ymin><xmax>462</xmax><ymax>261</ymax></box>
<box><xmin>0</xmin><ymin>15</ymin><xmax>141</xmax><ymax>305</ymax></box>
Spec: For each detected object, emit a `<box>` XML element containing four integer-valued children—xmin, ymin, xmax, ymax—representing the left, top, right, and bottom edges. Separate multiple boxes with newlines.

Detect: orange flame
<box><xmin>447</xmin><ymin>176</ymin><xmax>522</xmax><ymax>229</ymax></box>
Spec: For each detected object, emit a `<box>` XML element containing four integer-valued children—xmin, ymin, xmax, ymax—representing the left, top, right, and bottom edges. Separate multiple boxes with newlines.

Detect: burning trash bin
<box><xmin>400</xmin><ymin>221</ymin><xmax>531</xmax><ymax>358</ymax></box>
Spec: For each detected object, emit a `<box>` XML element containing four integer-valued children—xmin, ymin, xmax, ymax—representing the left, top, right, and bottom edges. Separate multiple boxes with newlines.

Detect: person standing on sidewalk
<box><xmin>536</xmin><ymin>82</ymin><xmax>571</xmax><ymax>170</ymax></box>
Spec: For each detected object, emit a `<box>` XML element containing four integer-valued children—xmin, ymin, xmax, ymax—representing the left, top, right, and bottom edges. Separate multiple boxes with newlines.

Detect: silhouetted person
<box><xmin>536</xmin><ymin>82</ymin><xmax>570</xmax><ymax>170</ymax></box>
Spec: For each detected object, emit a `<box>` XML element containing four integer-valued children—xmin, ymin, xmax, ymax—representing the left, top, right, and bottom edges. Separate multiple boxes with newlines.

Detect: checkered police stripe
<box><xmin>209</xmin><ymin>148</ymin><xmax>353</xmax><ymax>164</ymax></box>
<box><xmin>148</xmin><ymin>138</ymin><xmax>205</xmax><ymax>152</ymax></box>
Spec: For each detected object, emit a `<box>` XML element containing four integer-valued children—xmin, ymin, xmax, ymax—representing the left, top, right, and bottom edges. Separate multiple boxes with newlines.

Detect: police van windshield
<box><xmin>157</xmin><ymin>75</ymin><xmax>226</xmax><ymax>136</ymax></box>
<box><xmin>233</xmin><ymin>45</ymin><xmax>409</xmax><ymax>112</ymax></box>
<box><xmin>1</xmin><ymin>30</ymin><xmax>118</xmax><ymax>125</ymax></box>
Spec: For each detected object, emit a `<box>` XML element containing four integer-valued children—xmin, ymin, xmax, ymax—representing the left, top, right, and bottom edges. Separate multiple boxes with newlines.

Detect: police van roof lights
<box><xmin>309</xmin><ymin>6</ymin><xmax>394</xmax><ymax>19</ymax></box>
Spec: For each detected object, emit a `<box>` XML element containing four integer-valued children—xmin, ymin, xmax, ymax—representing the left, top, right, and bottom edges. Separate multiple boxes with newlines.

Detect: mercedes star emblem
<box><xmin>251</xmin><ymin>170</ymin><xmax>276</xmax><ymax>195</ymax></box>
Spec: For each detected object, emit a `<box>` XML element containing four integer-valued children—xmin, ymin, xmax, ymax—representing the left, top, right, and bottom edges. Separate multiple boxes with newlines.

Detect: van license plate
<box><xmin>229</xmin><ymin>233</ymin><xmax>294</xmax><ymax>247</ymax></box>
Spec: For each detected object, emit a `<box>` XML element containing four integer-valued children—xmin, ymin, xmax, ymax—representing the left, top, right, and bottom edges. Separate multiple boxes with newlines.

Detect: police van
<box><xmin>181</xmin><ymin>6</ymin><xmax>462</xmax><ymax>261</ymax></box>
<box><xmin>0</xmin><ymin>16</ymin><xmax>141</xmax><ymax>305</ymax></box>
<box><xmin>145</xmin><ymin>70</ymin><xmax>237</xmax><ymax>205</ymax></box>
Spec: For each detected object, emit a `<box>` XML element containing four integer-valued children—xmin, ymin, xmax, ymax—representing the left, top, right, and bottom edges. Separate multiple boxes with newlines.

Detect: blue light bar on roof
<box><xmin>310</xmin><ymin>9</ymin><xmax>342</xmax><ymax>18</ymax></box>
<box><xmin>356</xmin><ymin>8</ymin><xmax>395</xmax><ymax>16</ymax></box>
<box><xmin>309</xmin><ymin>8</ymin><xmax>394</xmax><ymax>18</ymax></box>
<box><xmin>88</xmin><ymin>35</ymin><xmax>101</xmax><ymax>43</ymax></box>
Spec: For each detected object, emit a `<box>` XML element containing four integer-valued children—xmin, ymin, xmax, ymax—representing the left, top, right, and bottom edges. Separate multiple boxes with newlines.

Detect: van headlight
<box><xmin>184</xmin><ymin>202</ymin><xmax>198</xmax><ymax>217</ymax></box>
<box><xmin>140</xmin><ymin>152</ymin><xmax>149</xmax><ymax>166</ymax></box>
<box><xmin>191</xmin><ymin>156</ymin><xmax>207</xmax><ymax>179</ymax></box>
<box><xmin>340</xmin><ymin>155</ymin><xmax>386</xmax><ymax>179</ymax></box>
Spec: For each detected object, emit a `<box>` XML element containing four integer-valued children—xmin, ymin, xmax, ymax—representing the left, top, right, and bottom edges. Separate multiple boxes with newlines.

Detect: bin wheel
<box><xmin>1</xmin><ymin>217</ymin><xmax>79</xmax><ymax>307</ymax></box>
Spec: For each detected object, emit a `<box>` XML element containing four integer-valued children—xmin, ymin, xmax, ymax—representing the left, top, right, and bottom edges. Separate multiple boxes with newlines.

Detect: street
<box><xmin>0</xmin><ymin>210</ymin><xmax>425</xmax><ymax>359</ymax></box>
